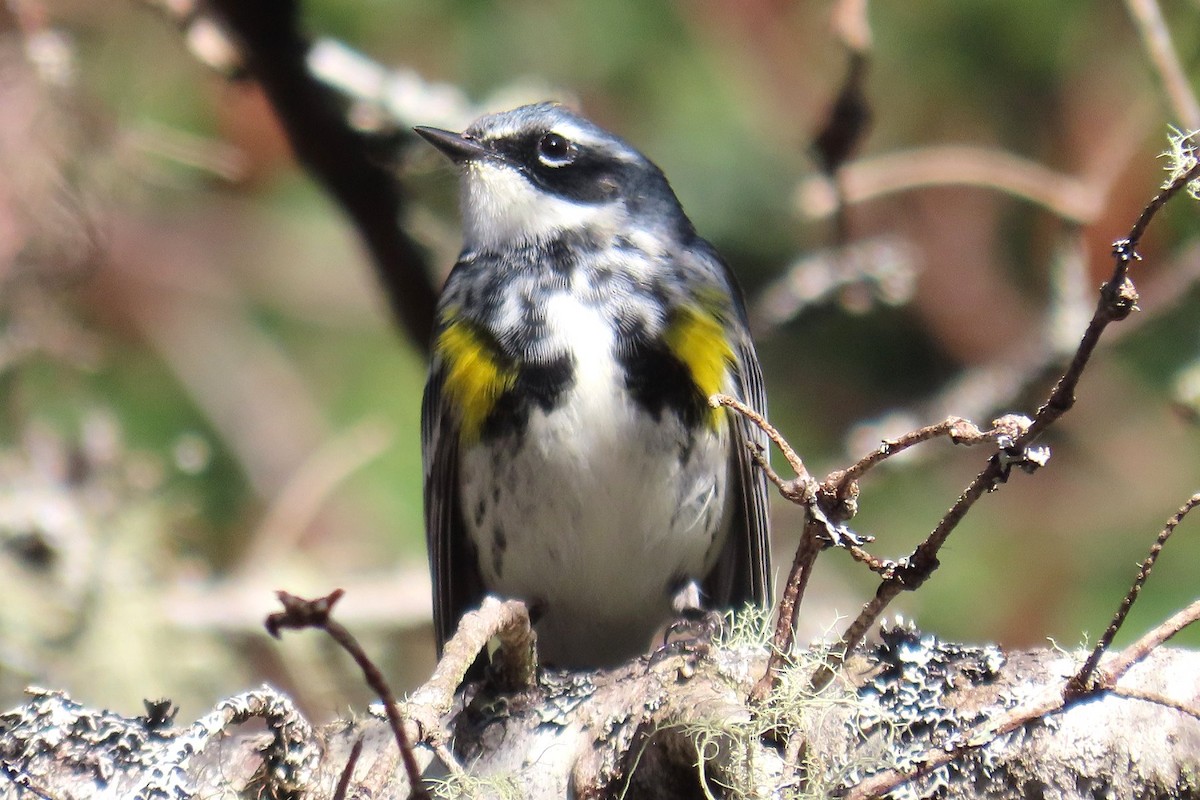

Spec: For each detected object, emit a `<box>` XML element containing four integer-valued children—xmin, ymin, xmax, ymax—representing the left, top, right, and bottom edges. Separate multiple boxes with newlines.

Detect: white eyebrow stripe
<box><xmin>549</xmin><ymin>119</ymin><xmax>600</xmax><ymax>144</ymax></box>
<box><xmin>472</xmin><ymin>117</ymin><xmax>638</xmax><ymax>162</ymax></box>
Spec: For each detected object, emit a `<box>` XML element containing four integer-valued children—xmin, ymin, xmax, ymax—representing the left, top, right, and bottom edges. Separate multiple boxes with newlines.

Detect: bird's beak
<box><xmin>413</xmin><ymin>126</ymin><xmax>491</xmax><ymax>164</ymax></box>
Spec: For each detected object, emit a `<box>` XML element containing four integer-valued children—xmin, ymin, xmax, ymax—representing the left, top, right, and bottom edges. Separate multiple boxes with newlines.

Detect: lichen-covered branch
<box><xmin>3</xmin><ymin>634</ymin><xmax>1198</xmax><ymax>800</ymax></box>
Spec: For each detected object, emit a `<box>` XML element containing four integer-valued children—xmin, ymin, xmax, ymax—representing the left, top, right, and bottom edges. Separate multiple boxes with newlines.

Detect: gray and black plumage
<box><xmin>417</xmin><ymin>102</ymin><xmax>771</xmax><ymax>668</ymax></box>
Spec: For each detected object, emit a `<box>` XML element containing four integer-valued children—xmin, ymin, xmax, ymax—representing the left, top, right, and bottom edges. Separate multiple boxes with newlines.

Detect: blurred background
<box><xmin>2</xmin><ymin>0</ymin><xmax>1199</xmax><ymax>721</ymax></box>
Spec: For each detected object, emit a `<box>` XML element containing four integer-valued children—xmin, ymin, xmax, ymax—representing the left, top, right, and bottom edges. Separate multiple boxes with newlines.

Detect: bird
<box><xmin>416</xmin><ymin>102</ymin><xmax>771</xmax><ymax>669</ymax></box>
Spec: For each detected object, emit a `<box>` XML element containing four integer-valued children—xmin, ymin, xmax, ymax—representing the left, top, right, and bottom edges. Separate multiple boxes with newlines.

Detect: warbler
<box><xmin>416</xmin><ymin>102</ymin><xmax>771</xmax><ymax>669</ymax></box>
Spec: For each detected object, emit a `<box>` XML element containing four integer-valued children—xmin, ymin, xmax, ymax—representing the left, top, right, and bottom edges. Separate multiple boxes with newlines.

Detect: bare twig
<box><xmin>1067</xmin><ymin>493</ymin><xmax>1200</xmax><ymax>696</ymax></box>
<box><xmin>889</xmin><ymin>238</ymin><xmax>1200</xmax><ymax>449</ymax></box>
<box><xmin>838</xmin><ymin>539</ymin><xmax>893</xmax><ymax>574</ymax></box>
<box><xmin>1124</xmin><ymin>0</ymin><xmax>1200</xmax><ymax>131</ymax></box>
<box><xmin>1026</xmin><ymin>158</ymin><xmax>1200</xmax><ymax>441</ymax></box>
<box><xmin>810</xmin><ymin>426</ymin><xmax>1037</xmax><ymax>692</ymax></box>
<box><xmin>716</xmin><ymin>402</ymin><xmax>1020</xmax><ymax>696</ymax></box>
<box><xmin>266</xmin><ymin>590</ymin><xmax>429</xmax><ymax>800</ymax></box>
<box><xmin>713</xmin><ymin>393</ymin><xmax>832</xmax><ymax>700</ymax></box>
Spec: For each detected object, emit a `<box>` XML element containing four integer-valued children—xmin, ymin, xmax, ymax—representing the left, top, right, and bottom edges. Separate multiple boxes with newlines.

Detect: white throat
<box><xmin>460</xmin><ymin>162</ymin><xmax>622</xmax><ymax>249</ymax></box>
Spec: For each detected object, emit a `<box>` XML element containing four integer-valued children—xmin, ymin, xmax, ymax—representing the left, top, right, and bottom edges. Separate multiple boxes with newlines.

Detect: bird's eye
<box><xmin>536</xmin><ymin>132</ymin><xmax>576</xmax><ymax>167</ymax></box>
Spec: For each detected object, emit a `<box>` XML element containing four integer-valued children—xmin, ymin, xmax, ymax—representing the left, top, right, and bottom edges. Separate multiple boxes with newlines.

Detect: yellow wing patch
<box><xmin>663</xmin><ymin>304</ymin><xmax>735</xmax><ymax>429</ymax></box>
<box><xmin>437</xmin><ymin>320</ymin><xmax>516</xmax><ymax>442</ymax></box>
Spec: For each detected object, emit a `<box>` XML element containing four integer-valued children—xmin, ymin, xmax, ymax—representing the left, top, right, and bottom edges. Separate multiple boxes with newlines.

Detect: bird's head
<box><xmin>416</xmin><ymin>103</ymin><xmax>689</xmax><ymax>250</ymax></box>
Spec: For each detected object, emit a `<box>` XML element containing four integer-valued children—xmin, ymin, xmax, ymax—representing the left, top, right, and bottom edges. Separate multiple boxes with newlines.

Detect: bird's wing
<box><xmin>721</xmin><ymin>329</ymin><xmax>773</xmax><ymax>608</ymax></box>
<box><xmin>691</xmin><ymin>247</ymin><xmax>772</xmax><ymax>611</ymax></box>
<box><xmin>422</xmin><ymin>361</ymin><xmax>485</xmax><ymax>657</ymax></box>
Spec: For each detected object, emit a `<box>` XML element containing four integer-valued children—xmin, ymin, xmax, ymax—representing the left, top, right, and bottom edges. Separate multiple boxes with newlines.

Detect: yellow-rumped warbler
<box><xmin>416</xmin><ymin>102</ymin><xmax>770</xmax><ymax>669</ymax></box>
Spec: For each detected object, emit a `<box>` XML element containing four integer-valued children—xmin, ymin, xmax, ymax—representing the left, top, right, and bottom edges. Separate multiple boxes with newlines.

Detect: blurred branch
<box><xmin>237</xmin><ymin>418</ymin><xmax>395</xmax><ymax>578</ymax></box>
<box><xmin>751</xmin><ymin>236</ymin><xmax>917</xmax><ymax>332</ymax></box>
<box><xmin>796</xmin><ymin>145</ymin><xmax>1104</xmax><ymax>224</ymax></box>
<box><xmin>813</xmin><ymin>0</ymin><xmax>873</xmax><ymax>244</ymax></box>
<box><xmin>1123</xmin><ymin>0</ymin><xmax>1200</xmax><ymax>131</ymax></box>
<box><xmin>123</xmin><ymin>120</ymin><xmax>250</xmax><ymax>183</ymax></box>
<box><xmin>147</xmin><ymin>0</ymin><xmax>438</xmax><ymax>353</ymax></box>
<box><xmin>104</xmin><ymin>225</ymin><xmax>329</xmax><ymax>498</ymax></box>
<box><xmin>831</xmin><ymin>0</ymin><xmax>872</xmax><ymax>53</ymax></box>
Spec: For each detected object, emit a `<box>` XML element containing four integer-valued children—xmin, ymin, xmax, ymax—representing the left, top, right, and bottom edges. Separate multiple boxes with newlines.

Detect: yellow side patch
<box><xmin>437</xmin><ymin>321</ymin><xmax>516</xmax><ymax>441</ymax></box>
<box><xmin>664</xmin><ymin>304</ymin><xmax>735</xmax><ymax>429</ymax></box>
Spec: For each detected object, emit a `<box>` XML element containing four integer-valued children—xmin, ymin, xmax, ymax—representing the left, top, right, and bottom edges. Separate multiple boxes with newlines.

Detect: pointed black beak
<box><xmin>413</xmin><ymin>126</ymin><xmax>491</xmax><ymax>164</ymax></box>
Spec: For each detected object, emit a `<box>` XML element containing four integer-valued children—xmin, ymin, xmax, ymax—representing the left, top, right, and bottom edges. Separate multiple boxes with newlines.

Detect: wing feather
<box><xmin>695</xmin><ymin>248</ymin><xmax>773</xmax><ymax>611</ymax></box>
<box><xmin>422</xmin><ymin>363</ymin><xmax>485</xmax><ymax>656</ymax></box>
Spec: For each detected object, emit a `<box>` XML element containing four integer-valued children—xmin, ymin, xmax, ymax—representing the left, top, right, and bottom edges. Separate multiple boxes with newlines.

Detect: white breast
<box><xmin>457</xmin><ymin>292</ymin><xmax>733</xmax><ymax>667</ymax></box>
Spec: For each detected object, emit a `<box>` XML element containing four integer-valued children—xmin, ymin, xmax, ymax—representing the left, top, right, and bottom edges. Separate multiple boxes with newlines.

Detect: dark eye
<box><xmin>536</xmin><ymin>132</ymin><xmax>576</xmax><ymax>167</ymax></box>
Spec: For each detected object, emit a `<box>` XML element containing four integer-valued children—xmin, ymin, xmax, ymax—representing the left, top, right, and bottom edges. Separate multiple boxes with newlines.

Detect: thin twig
<box><xmin>711</xmin><ymin>394</ymin><xmax>809</xmax><ymax>480</ymax></box>
<box><xmin>1026</xmin><ymin>158</ymin><xmax>1200</xmax><ymax>441</ymax></box>
<box><xmin>332</xmin><ymin>736</ymin><xmax>365</xmax><ymax>800</ymax></box>
<box><xmin>811</xmin><ymin>456</ymin><xmax>1001</xmax><ymax>692</ymax></box>
<box><xmin>1101</xmin><ymin>597</ymin><xmax>1200</xmax><ymax>685</ymax></box>
<box><xmin>747</xmin><ymin>441</ymin><xmax>806</xmax><ymax>501</ymax></box>
<box><xmin>1124</xmin><ymin>0</ymin><xmax>1200</xmax><ymax>131</ymax></box>
<box><xmin>843</xmin><ymin>542</ymin><xmax>895</xmax><ymax>575</ymax></box>
<box><xmin>1067</xmin><ymin>493</ymin><xmax>1200</xmax><ymax>696</ymax></box>
<box><xmin>750</xmin><ymin>520</ymin><xmax>824</xmax><ymax>704</ymax></box>
<box><xmin>713</xmin><ymin>392</ymin><xmax>832</xmax><ymax>700</ymax></box>
<box><xmin>719</xmin><ymin>403</ymin><xmax>1012</xmax><ymax>695</ymax></box>
<box><xmin>825</xmin><ymin>416</ymin><xmax>989</xmax><ymax>495</ymax></box>
<box><xmin>266</xmin><ymin>590</ymin><xmax>429</xmax><ymax>800</ymax></box>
